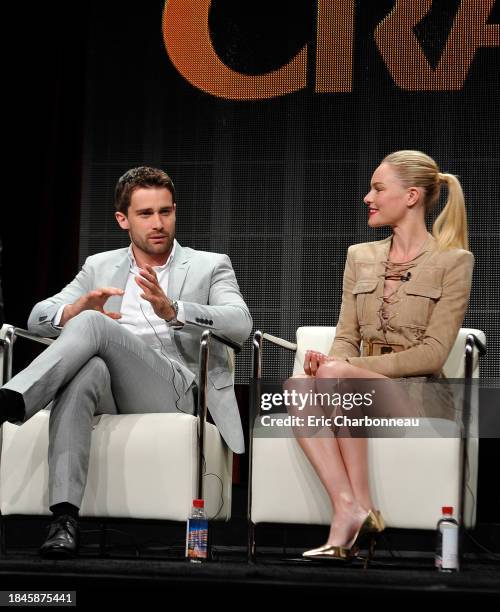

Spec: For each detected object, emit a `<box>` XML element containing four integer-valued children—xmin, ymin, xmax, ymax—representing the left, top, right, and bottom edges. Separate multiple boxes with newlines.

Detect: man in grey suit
<box><xmin>0</xmin><ymin>166</ymin><xmax>252</xmax><ymax>557</ymax></box>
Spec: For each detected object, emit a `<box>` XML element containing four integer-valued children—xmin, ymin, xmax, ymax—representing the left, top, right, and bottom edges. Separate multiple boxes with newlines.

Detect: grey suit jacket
<box><xmin>27</xmin><ymin>241</ymin><xmax>253</xmax><ymax>453</ymax></box>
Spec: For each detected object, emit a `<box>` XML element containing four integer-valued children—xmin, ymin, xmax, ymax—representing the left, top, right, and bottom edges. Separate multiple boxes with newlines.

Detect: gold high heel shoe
<box><xmin>349</xmin><ymin>509</ymin><xmax>385</xmax><ymax>565</ymax></box>
<box><xmin>302</xmin><ymin>510</ymin><xmax>385</xmax><ymax>563</ymax></box>
<box><xmin>373</xmin><ymin>510</ymin><xmax>385</xmax><ymax>535</ymax></box>
<box><xmin>376</xmin><ymin>510</ymin><xmax>385</xmax><ymax>531</ymax></box>
<box><xmin>302</xmin><ymin>543</ymin><xmax>351</xmax><ymax>561</ymax></box>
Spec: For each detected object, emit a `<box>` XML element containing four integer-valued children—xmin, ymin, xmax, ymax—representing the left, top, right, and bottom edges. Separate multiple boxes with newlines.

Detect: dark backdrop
<box><xmin>78</xmin><ymin>0</ymin><xmax>499</xmax><ymax>382</ymax></box>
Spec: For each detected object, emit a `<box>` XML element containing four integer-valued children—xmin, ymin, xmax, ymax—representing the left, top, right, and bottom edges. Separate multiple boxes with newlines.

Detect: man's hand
<box><xmin>60</xmin><ymin>287</ymin><xmax>125</xmax><ymax>326</ymax></box>
<box><xmin>135</xmin><ymin>265</ymin><xmax>177</xmax><ymax>321</ymax></box>
<box><xmin>303</xmin><ymin>350</ymin><xmax>335</xmax><ymax>376</ymax></box>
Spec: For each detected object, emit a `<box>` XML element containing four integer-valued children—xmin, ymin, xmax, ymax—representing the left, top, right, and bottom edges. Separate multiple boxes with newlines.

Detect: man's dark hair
<box><xmin>114</xmin><ymin>166</ymin><xmax>176</xmax><ymax>214</ymax></box>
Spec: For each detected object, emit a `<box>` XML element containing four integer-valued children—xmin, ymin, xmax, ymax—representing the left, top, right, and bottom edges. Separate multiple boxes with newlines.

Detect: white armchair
<box><xmin>248</xmin><ymin>327</ymin><xmax>486</xmax><ymax>560</ymax></box>
<box><xmin>0</xmin><ymin>324</ymin><xmax>236</xmax><ymax>548</ymax></box>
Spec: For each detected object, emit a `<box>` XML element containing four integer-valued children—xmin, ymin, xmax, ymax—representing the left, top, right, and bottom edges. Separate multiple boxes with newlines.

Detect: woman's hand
<box><xmin>303</xmin><ymin>350</ymin><xmax>334</xmax><ymax>376</ymax></box>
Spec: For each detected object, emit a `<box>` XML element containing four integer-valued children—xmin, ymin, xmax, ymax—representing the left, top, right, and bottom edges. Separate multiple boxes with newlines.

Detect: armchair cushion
<box><xmin>0</xmin><ymin>410</ymin><xmax>232</xmax><ymax>521</ymax></box>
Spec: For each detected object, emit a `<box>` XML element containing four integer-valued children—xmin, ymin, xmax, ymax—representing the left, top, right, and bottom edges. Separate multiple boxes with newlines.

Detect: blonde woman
<box><xmin>292</xmin><ymin>150</ymin><xmax>474</xmax><ymax>561</ymax></box>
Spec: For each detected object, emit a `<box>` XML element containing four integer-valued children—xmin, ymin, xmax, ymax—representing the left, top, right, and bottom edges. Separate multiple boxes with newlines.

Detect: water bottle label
<box><xmin>441</xmin><ymin>524</ymin><xmax>459</xmax><ymax>570</ymax></box>
<box><xmin>186</xmin><ymin>518</ymin><xmax>208</xmax><ymax>560</ymax></box>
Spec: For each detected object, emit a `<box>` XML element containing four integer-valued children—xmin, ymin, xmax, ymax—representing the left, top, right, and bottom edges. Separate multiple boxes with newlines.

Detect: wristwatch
<box><xmin>168</xmin><ymin>299</ymin><xmax>179</xmax><ymax>322</ymax></box>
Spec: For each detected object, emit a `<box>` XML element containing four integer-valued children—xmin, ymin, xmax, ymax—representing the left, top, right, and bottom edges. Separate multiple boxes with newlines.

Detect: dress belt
<box><xmin>363</xmin><ymin>340</ymin><xmax>405</xmax><ymax>357</ymax></box>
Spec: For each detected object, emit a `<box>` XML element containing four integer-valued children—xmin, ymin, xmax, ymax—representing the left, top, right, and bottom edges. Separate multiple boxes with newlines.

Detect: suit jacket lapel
<box><xmin>105</xmin><ymin>255</ymin><xmax>130</xmax><ymax>313</ymax></box>
<box><xmin>167</xmin><ymin>240</ymin><xmax>191</xmax><ymax>300</ymax></box>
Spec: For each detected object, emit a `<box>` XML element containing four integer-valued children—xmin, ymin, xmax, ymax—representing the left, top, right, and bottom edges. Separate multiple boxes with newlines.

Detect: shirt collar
<box><xmin>127</xmin><ymin>241</ymin><xmax>176</xmax><ymax>271</ymax></box>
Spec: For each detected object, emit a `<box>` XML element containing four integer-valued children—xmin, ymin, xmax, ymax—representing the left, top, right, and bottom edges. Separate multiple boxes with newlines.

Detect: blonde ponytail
<box><xmin>383</xmin><ymin>150</ymin><xmax>470</xmax><ymax>252</ymax></box>
<box><xmin>432</xmin><ymin>173</ymin><xmax>469</xmax><ymax>251</ymax></box>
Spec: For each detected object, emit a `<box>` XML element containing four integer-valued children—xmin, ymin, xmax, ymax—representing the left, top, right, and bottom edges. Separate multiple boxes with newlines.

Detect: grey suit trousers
<box><xmin>3</xmin><ymin>310</ymin><xmax>195</xmax><ymax>507</ymax></box>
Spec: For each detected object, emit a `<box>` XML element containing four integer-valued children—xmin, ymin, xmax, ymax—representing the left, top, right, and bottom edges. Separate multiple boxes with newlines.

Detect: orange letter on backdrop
<box><xmin>315</xmin><ymin>0</ymin><xmax>355</xmax><ymax>93</ymax></box>
<box><xmin>162</xmin><ymin>0</ymin><xmax>307</xmax><ymax>100</ymax></box>
<box><xmin>375</xmin><ymin>0</ymin><xmax>500</xmax><ymax>91</ymax></box>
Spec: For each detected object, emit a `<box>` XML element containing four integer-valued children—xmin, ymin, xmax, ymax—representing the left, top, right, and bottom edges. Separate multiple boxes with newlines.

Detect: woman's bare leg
<box><xmin>285</xmin><ymin>374</ymin><xmax>370</xmax><ymax>546</ymax></box>
<box><xmin>287</xmin><ymin>359</ymin><xmax>408</xmax><ymax>546</ymax></box>
<box><xmin>315</xmin><ymin>359</ymin><xmax>410</xmax><ymax>517</ymax></box>
<box><xmin>297</xmin><ymin>434</ymin><xmax>371</xmax><ymax>545</ymax></box>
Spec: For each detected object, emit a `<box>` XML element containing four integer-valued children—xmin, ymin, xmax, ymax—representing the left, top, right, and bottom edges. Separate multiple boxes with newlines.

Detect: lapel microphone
<box><xmin>400</xmin><ymin>272</ymin><xmax>412</xmax><ymax>282</ymax></box>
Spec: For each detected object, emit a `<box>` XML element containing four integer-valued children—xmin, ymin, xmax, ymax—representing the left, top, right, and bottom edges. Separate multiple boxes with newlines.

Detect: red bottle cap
<box><xmin>193</xmin><ymin>499</ymin><xmax>205</xmax><ymax>508</ymax></box>
<box><xmin>442</xmin><ymin>506</ymin><xmax>453</xmax><ymax>515</ymax></box>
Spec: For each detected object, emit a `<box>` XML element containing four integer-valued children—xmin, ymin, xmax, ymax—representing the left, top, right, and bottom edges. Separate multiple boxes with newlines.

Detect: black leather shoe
<box><xmin>0</xmin><ymin>389</ymin><xmax>25</xmax><ymax>425</ymax></box>
<box><xmin>39</xmin><ymin>515</ymin><xmax>80</xmax><ymax>558</ymax></box>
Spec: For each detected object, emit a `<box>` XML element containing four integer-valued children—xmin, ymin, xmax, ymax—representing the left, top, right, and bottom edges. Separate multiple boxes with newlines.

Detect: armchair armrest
<box><xmin>196</xmin><ymin>329</ymin><xmax>239</xmax><ymax>500</ymax></box>
<box><xmin>208</xmin><ymin>332</ymin><xmax>242</xmax><ymax>354</ymax></box>
<box><xmin>248</xmin><ymin>329</ymin><xmax>297</xmax><ymax>561</ymax></box>
<box><xmin>0</xmin><ymin>324</ymin><xmax>54</xmax><ymax>385</ymax></box>
<box><xmin>197</xmin><ymin>330</ymin><xmax>241</xmax><ymax>416</ymax></box>
<box><xmin>5</xmin><ymin>328</ymin><xmax>54</xmax><ymax>347</ymax></box>
<box><xmin>252</xmin><ymin>330</ymin><xmax>297</xmax><ymax>379</ymax></box>
<box><xmin>197</xmin><ymin>329</ymin><xmax>239</xmax><ymax>421</ymax></box>
<box><xmin>460</xmin><ymin>332</ymin><xmax>487</xmax><ymax>528</ymax></box>
<box><xmin>465</xmin><ymin>333</ymin><xmax>486</xmax><ymax>380</ymax></box>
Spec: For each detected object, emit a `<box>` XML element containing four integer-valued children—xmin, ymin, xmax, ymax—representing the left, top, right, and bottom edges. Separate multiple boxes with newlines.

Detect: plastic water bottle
<box><xmin>435</xmin><ymin>506</ymin><xmax>459</xmax><ymax>572</ymax></box>
<box><xmin>186</xmin><ymin>498</ymin><xmax>208</xmax><ymax>562</ymax></box>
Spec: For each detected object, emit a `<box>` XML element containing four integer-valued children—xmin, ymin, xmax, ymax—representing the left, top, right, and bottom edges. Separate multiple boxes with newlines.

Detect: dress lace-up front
<box><xmin>377</xmin><ymin>259</ymin><xmax>418</xmax><ymax>339</ymax></box>
<box><xmin>376</xmin><ymin>235</ymin><xmax>431</xmax><ymax>341</ymax></box>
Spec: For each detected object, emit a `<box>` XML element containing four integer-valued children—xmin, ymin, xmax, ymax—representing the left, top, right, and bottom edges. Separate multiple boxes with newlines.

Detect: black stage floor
<box><xmin>1</xmin><ymin>518</ymin><xmax>499</xmax><ymax>605</ymax></box>
<box><xmin>1</xmin><ymin>550</ymin><xmax>499</xmax><ymax>604</ymax></box>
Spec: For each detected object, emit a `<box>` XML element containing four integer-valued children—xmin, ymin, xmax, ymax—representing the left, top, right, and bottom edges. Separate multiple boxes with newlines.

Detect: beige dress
<box><xmin>329</xmin><ymin>233</ymin><xmax>474</xmax><ymax>420</ymax></box>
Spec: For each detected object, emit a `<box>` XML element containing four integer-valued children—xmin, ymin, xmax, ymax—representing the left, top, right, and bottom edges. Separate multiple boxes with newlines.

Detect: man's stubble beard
<box><xmin>130</xmin><ymin>230</ymin><xmax>175</xmax><ymax>259</ymax></box>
